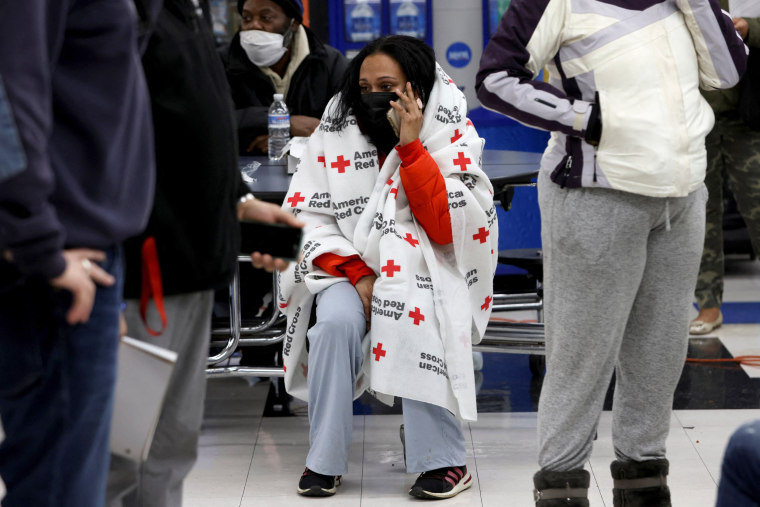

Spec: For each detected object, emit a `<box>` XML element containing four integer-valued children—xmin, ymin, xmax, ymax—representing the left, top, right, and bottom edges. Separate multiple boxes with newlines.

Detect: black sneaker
<box><xmin>409</xmin><ymin>465</ymin><xmax>472</xmax><ymax>499</ymax></box>
<box><xmin>297</xmin><ymin>467</ymin><xmax>341</xmax><ymax>497</ymax></box>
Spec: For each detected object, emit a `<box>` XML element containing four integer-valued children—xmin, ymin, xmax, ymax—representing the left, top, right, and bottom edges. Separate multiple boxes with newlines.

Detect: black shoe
<box><xmin>533</xmin><ymin>469</ymin><xmax>590</xmax><ymax>506</ymax></box>
<box><xmin>409</xmin><ymin>465</ymin><xmax>472</xmax><ymax>499</ymax></box>
<box><xmin>611</xmin><ymin>459</ymin><xmax>670</xmax><ymax>507</ymax></box>
<box><xmin>297</xmin><ymin>467</ymin><xmax>341</xmax><ymax>497</ymax></box>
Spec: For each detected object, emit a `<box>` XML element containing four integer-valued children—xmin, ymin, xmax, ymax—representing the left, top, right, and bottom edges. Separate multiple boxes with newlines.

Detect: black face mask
<box><xmin>354</xmin><ymin>92</ymin><xmax>400</xmax><ymax>154</ymax></box>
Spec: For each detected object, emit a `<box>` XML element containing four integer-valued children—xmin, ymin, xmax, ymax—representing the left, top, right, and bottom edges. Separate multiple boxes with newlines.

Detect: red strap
<box><xmin>139</xmin><ymin>236</ymin><xmax>167</xmax><ymax>336</ymax></box>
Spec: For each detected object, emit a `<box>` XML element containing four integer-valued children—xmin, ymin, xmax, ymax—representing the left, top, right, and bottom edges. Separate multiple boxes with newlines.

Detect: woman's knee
<box><xmin>308</xmin><ymin>313</ymin><xmax>365</xmax><ymax>351</ymax></box>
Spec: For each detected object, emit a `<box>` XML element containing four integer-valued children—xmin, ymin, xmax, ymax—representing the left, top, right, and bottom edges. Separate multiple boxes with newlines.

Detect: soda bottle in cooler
<box><xmin>350</xmin><ymin>0</ymin><xmax>377</xmax><ymax>42</ymax></box>
<box><xmin>396</xmin><ymin>0</ymin><xmax>421</xmax><ymax>38</ymax></box>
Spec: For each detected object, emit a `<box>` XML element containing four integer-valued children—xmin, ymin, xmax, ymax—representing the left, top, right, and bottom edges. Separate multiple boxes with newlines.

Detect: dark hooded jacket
<box><xmin>221</xmin><ymin>25</ymin><xmax>348</xmax><ymax>154</ymax></box>
<box><xmin>123</xmin><ymin>0</ymin><xmax>246</xmax><ymax>298</ymax></box>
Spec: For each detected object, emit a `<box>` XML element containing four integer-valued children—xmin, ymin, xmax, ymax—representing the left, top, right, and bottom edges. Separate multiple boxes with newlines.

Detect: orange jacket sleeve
<box><xmin>313</xmin><ymin>252</ymin><xmax>375</xmax><ymax>286</ymax></box>
<box><xmin>397</xmin><ymin>140</ymin><xmax>453</xmax><ymax>245</ymax></box>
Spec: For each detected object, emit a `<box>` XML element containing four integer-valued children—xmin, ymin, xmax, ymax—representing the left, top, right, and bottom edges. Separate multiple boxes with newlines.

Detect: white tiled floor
<box><xmin>179</xmin><ymin>259</ymin><xmax>759</xmax><ymax>506</ymax></box>
<box><xmin>183</xmin><ymin>378</ymin><xmax>760</xmax><ymax>507</ymax></box>
<box><xmin>1</xmin><ymin>260</ymin><xmax>757</xmax><ymax>505</ymax></box>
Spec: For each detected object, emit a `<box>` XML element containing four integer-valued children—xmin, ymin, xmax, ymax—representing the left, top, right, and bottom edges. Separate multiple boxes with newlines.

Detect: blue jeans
<box><xmin>716</xmin><ymin>419</ymin><xmax>760</xmax><ymax>507</ymax></box>
<box><xmin>0</xmin><ymin>246</ymin><xmax>123</xmax><ymax>507</ymax></box>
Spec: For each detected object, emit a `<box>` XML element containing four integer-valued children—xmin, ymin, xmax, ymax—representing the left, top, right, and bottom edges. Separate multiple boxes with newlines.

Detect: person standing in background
<box><xmin>690</xmin><ymin>1</ymin><xmax>760</xmax><ymax>336</ymax></box>
<box><xmin>108</xmin><ymin>1</ymin><xmax>302</xmax><ymax>505</ymax></box>
<box><xmin>0</xmin><ymin>1</ymin><xmax>155</xmax><ymax>506</ymax></box>
<box><xmin>476</xmin><ymin>0</ymin><xmax>746</xmax><ymax>505</ymax></box>
<box><xmin>221</xmin><ymin>0</ymin><xmax>347</xmax><ymax>155</ymax></box>
<box><xmin>220</xmin><ymin>0</ymin><xmax>346</xmax><ymax>373</ymax></box>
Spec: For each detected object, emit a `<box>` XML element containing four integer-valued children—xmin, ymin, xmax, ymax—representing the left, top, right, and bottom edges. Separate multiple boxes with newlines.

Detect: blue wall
<box><xmin>469</xmin><ymin>107</ymin><xmax>548</xmax><ymax>274</ymax></box>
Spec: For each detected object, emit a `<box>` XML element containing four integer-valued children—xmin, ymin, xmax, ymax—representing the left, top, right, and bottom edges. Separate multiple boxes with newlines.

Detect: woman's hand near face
<box><xmin>391</xmin><ymin>82</ymin><xmax>424</xmax><ymax>147</ymax></box>
<box><xmin>354</xmin><ymin>274</ymin><xmax>377</xmax><ymax>330</ymax></box>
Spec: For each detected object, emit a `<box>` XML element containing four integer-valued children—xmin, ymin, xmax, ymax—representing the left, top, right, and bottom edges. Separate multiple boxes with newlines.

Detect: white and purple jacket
<box><xmin>476</xmin><ymin>0</ymin><xmax>747</xmax><ymax>197</ymax></box>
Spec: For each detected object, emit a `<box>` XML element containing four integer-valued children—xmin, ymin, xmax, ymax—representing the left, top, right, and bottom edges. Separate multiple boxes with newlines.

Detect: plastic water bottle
<box><xmin>350</xmin><ymin>0</ymin><xmax>377</xmax><ymax>42</ymax></box>
<box><xmin>268</xmin><ymin>93</ymin><xmax>290</xmax><ymax>161</ymax></box>
<box><xmin>396</xmin><ymin>0</ymin><xmax>421</xmax><ymax>38</ymax></box>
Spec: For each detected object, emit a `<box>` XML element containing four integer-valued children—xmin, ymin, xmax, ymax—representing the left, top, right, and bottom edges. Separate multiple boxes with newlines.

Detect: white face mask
<box><xmin>239</xmin><ymin>28</ymin><xmax>290</xmax><ymax>67</ymax></box>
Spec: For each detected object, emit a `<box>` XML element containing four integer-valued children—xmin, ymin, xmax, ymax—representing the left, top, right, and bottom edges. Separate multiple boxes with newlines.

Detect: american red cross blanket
<box><xmin>278</xmin><ymin>64</ymin><xmax>498</xmax><ymax>421</ymax></box>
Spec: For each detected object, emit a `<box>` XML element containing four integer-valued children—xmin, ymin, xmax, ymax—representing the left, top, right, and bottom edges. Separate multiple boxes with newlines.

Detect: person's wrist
<box><xmin>237</xmin><ymin>193</ymin><xmax>256</xmax><ymax>219</ymax></box>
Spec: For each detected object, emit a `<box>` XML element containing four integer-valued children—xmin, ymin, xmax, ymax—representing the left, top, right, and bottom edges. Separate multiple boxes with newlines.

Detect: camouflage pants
<box><xmin>695</xmin><ymin>115</ymin><xmax>760</xmax><ymax>310</ymax></box>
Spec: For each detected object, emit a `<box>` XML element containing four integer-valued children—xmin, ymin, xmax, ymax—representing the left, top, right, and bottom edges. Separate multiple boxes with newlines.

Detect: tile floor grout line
<box><xmin>466</xmin><ymin>422</ymin><xmax>485</xmax><ymax>506</ymax></box>
<box><xmin>237</xmin><ymin>379</ymin><xmax>270</xmax><ymax>507</ymax></box>
<box><xmin>587</xmin><ymin>459</ymin><xmax>608</xmax><ymax>507</ymax></box>
<box><xmin>672</xmin><ymin>411</ymin><xmax>719</xmax><ymax>486</ymax></box>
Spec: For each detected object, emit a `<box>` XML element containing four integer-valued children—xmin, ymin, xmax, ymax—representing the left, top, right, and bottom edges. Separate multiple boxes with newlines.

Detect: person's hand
<box><xmin>246</xmin><ymin>134</ymin><xmax>269</xmax><ymax>153</ymax></box>
<box><xmin>290</xmin><ymin>115</ymin><xmax>320</xmax><ymax>137</ymax></box>
<box><xmin>391</xmin><ymin>82</ymin><xmax>424</xmax><ymax>147</ymax></box>
<box><xmin>354</xmin><ymin>274</ymin><xmax>377</xmax><ymax>330</ymax></box>
<box><xmin>734</xmin><ymin>17</ymin><xmax>749</xmax><ymax>39</ymax></box>
<box><xmin>50</xmin><ymin>249</ymin><xmax>115</xmax><ymax>325</ymax></box>
<box><xmin>238</xmin><ymin>198</ymin><xmax>304</xmax><ymax>272</ymax></box>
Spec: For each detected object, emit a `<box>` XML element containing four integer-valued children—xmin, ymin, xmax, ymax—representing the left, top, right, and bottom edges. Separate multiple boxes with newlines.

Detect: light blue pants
<box><xmin>305</xmin><ymin>281</ymin><xmax>466</xmax><ymax>476</ymax></box>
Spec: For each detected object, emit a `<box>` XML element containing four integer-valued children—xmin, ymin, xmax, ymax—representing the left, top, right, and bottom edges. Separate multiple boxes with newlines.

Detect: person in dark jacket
<box><xmin>222</xmin><ymin>0</ymin><xmax>348</xmax><ymax>154</ymax></box>
<box><xmin>108</xmin><ymin>1</ymin><xmax>301</xmax><ymax>506</ymax></box>
<box><xmin>0</xmin><ymin>1</ymin><xmax>155</xmax><ymax>506</ymax></box>
<box><xmin>690</xmin><ymin>4</ymin><xmax>760</xmax><ymax>336</ymax></box>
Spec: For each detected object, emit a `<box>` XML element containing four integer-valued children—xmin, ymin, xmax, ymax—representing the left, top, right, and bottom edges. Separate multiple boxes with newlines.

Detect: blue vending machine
<box><xmin>330</xmin><ymin>0</ymin><xmax>431</xmax><ymax>58</ymax></box>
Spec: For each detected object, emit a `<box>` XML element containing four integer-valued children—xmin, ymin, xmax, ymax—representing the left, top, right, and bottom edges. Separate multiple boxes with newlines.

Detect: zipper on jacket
<box><xmin>560</xmin><ymin>155</ymin><xmax>573</xmax><ymax>189</ymax></box>
<box><xmin>593</xmin><ymin>151</ymin><xmax>598</xmax><ymax>183</ymax></box>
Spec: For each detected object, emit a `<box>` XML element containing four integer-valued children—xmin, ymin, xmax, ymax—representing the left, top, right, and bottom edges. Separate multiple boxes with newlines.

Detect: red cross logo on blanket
<box><xmin>390</xmin><ymin>187</ymin><xmax>398</xmax><ymax>199</ymax></box>
<box><xmin>409</xmin><ymin>307</ymin><xmax>425</xmax><ymax>325</ymax></box>
<box><xmin>473</xmin><ymin>227</ymin><xmax>489</xmax><ymax>243</ymax></box>
<box><xmin>453</xmin><ymin>152</ymin><xmax>471</xmax><ymax>172</ymax></box>
<box><xmin>283</xmin><ymin>365</ymin><xmax>287</xmax><ymax>373</ymax></box>
<box><xmin>386</xmin><ymin>178</ymin><xmax>394</xmax><ymax>185</ymax></box>
<box><xmin>317</xmin><ymin>155</ymin><xmax>326</xmax><ymax>168</ymax></box>
<box><xmin>481</xmin><ymin>295</ymin><xmax>493</xmax><ymax>311</ymax></box>
<box><xmin>373</xmin><ymin>342</ymin><xmax>387</xmax><ymax>361</ymax></box>
<box><xmin>331</xmin><ymin>155</ymin><xmax>351</xmax><ymax>173</ymax></box>
<box><xmin>404</xmin><ymin>233</ymin><xmax>419</xmax><ymax>247</ymax></box>
<box><xmin>450</xmin><ymin>129</ymin><xmax>463</xmax><ymax>144</ymax></box>
<box><xmin>287</xmin><ymin>192</ymin><xmax>305</xmax><ymax>207</ymax></box>
<box><xmin>279</xmin><ymin>302</ymin><xmax>287</xmax><ymax>309</ymax></box>
<box><xmin>381</xmin><ymin>260</ymin><xmax>401</xmax><ymax>277</ymax></box>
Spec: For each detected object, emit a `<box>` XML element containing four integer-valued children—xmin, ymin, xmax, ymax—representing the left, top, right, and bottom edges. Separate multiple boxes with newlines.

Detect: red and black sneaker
<box><xmin>409</xmin><ymin>465</ymin><xmax>472</xmax><ymax>499</ymax></box>
<box><xmin>297</xmin><ymin>467</ymin><xmax>341</xmax><ymax>497</ymax></box>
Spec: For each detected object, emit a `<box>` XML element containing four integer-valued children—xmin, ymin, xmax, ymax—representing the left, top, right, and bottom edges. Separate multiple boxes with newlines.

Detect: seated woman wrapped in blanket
<box><xmin>277</xmin><ymin>35</ymin><xmax>498</xmax><ymax>500</ymax></box>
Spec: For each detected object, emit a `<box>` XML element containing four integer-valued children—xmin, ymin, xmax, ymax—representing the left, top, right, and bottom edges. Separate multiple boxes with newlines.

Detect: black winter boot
<box><xmin>610</xmin><ymin>458</ymin><xmax>671</xmax><ymax>506</ymax></box>
<box><xmin>533</xmin><ymin>469</ymin><xmax>590</xmax><ymax>506</ymax></box>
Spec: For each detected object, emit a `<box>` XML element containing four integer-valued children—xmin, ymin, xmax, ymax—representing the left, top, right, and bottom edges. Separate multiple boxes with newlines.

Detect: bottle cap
<box><xmin>274</xmin><ymin>93</ymin><xmax>284</xmax><ymax>101</ymax></box>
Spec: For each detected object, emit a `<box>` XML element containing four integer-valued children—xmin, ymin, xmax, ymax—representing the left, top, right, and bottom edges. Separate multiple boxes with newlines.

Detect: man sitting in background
<box><xmin>221</xmin><ymin>0</ymin><xmax>347</xmax><ymax>155</ymax></box>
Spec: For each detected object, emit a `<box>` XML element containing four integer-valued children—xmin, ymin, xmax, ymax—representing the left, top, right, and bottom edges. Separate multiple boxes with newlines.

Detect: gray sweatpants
<box><xmin>305</xmin><ymin>281</ymin><xmax>466</xmax><ymax>476</ymax></box>
<box><xmin>111</xmin><ymin>291</ymin><xmax>214</xmax><ymax>507</ymax></box>
<box><xmin>536</xmin><ymin>171</ymin><xmax>707</xmax><ymax>471</ymax></box>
